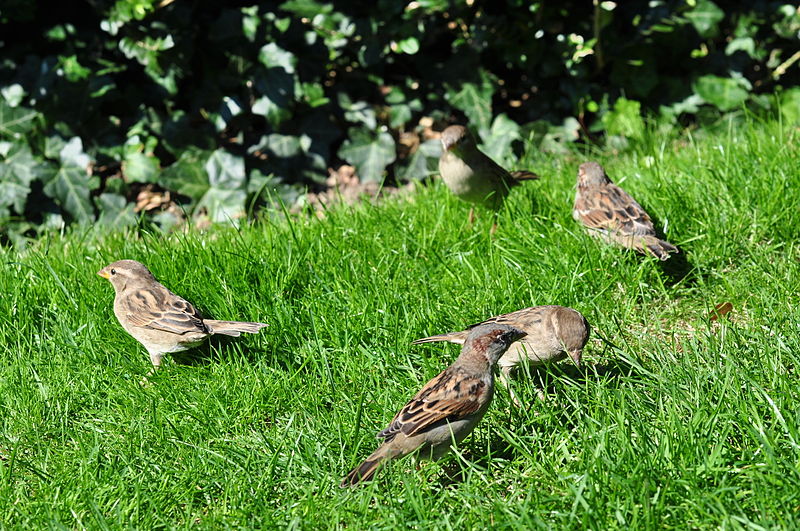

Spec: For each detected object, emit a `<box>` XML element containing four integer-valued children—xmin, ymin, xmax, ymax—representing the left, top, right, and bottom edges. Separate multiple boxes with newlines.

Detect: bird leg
<box><xmin>140</xmin><ymin>351</ymin><xmax>163</xmax><ymax>385</ymax></box>
<box><xmin>467</xmin><ymin>207</ymin><xmax>475</xmax><ymax>226</ymax></box>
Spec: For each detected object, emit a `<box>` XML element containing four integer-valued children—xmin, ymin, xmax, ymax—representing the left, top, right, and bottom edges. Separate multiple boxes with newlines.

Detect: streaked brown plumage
<box><xmin>438</xmin><ymin>125</ymin><xmax>539</xmax><ymax>212</ymax></box>
<box><xmin>341</xmin><ymin>323</ymin><xmax>526</xmax><ymax>487</ymax></box>
<box><xmin>413</xmin><ymin>306</ymin><xmax>589</xmax><ymax>405</ymax></box>
<box><xmin>97</xmin><ymin>260</ymin><xmax>267</xmax><ymax>369</ymax></box>
<box><xmin>573</xmin><ymin>161</ymin><xmax>677</xmax><ymax>260</ymax></box>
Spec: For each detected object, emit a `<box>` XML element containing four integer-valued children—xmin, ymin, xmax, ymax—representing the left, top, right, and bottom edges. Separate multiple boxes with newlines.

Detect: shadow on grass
<box><xmin>431</xmin><ymin>357</ymin><xmax>650</xmax><ymax>487</ymax></box>
<box><xmin>170</xmin><ymin>335</ymin><xmax>268</xmax><ymax>367</ymax></box>
<box><xmin>643</xmin><ymin>209</ymin><xmax>697</xmax><ymax>287</ymax></box>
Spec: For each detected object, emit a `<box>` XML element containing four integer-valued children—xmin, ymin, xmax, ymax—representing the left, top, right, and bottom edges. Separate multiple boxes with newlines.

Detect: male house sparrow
<box><xmin>573</xmin><ymin>161</ymin><xmax>678</xmax><ymax>260</ymax></box>
<box><xmin>438</xmin><ymin>125</ymin><xmax>539</xmax><ymax>218</ymax></box>
<box><xmin>341</xmin><ymin>323</ymin><xmax>526</xmax><ymax>486</ymax></box>
<box><xmin>413</xmin><ymin>306</ymin><xmax>589</xmax><ymax>405</ymax></box>
<box><xmin>97</xmin><ymin>260</ymin><xmax>267</xmax><ymax>369</ymax></box>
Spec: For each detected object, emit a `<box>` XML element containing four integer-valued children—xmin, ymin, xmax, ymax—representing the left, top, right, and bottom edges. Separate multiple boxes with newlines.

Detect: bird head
<box><xmin>440</xmin><ymin>125</ymin><xmax>476</xmax><ymax>154</ymax></box>
<box><xmin>577</xmin><ymin>161</ymin><xmax>611</xmax><ymax>188</ymax></box>
<box><xmin>97</xmin><ymin>259</ymin><xmax>156</xmax><ymax>291</ymax></box>
<box><xmin>464</xmin><ymin>323</ymin><xmax>527</xmax><ymax>365</ymax></box>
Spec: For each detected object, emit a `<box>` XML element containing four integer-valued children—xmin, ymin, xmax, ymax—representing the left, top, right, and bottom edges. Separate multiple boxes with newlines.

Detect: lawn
<box><xmin>1</xmin><ymin>117</ymin><xmax>799</xmax><ymax>528</ymax></box>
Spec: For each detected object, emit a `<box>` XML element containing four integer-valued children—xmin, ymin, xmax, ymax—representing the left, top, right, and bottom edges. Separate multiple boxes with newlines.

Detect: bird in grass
<box><xmin>97</xmin><ymin>260</ymin><xmax>267</xmax><ymax>371</ymax></box>
<box><xmin>412</xmin><ymin>306</ymin><xmax>589</xmax><ymax>405</ymax></box>
<box><xmin>341</xmin><ymin>323</ymin><xmax>526</xmax><ymax>486</ymax></box>
<box><xmin>438</xmin><ymin>125</ymin><xmax>539</xmax><ymax>223</ymax></box>
<box><xmin>573</xmin><ymin>161</ymin><xmax>678</xmax><ymax>260</ymax></box>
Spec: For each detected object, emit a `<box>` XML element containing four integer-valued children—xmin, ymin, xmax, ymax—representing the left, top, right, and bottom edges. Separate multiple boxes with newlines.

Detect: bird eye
<box><xmin>110</xmin><ymin>269</ymin><xmax>116</xmax><ymax>275</ymax></box>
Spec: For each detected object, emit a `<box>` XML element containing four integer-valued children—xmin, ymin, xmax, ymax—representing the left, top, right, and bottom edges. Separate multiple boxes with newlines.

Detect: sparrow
<box><xmin>573</xmin><ymin>161</ymin><xmax>678</xmax><ymax>260</ymax></box>
<box><xmin>413</xmin><ymin>306</ymin><xmax>589</xmax><ymax>405</ymax></box>
<box><xmin>438</xmin><ymin>125</ymin><xmax>539</xmax><ymax>220</ymax></box>
<box><xmin>341</xmin><ymin>323</ymin><xmax>526</xmax><ymax>486</ymax></box>
<box><xmin>97</xmin><ymin>260</ymin><xmax>268</xmax><ymax>369</ymax></box>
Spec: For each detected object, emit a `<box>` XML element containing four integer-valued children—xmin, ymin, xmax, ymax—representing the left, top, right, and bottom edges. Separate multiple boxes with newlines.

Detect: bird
<box><xmin>412</xmin><ymin>306</ymin><xmax>589</xmax><ymax>405</ymax></box>
<box><xmin>97</xmin><ymin>260</ymin><xmax>267</xmax><ymax>371</ymax></box>
<box><xmin>438</xmin><ymin>125</ymin><xmax>539</xmax><ymax>222</ymax></box>
<box><xmin>573</xmin><ymin>161</ymin><xmax>678</xmax><ymax>260</ymax></box>
<box><xmin>341</xmin><ymin>323</ymin><xmax>526</xmax><ymax>486</ymax></box>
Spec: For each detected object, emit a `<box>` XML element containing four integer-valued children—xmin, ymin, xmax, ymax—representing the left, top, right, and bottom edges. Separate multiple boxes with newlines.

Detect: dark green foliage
<box><xmin>0</xmin><ymin>1</ymin><xmax>799</xmax><ymax>239</ymax></box>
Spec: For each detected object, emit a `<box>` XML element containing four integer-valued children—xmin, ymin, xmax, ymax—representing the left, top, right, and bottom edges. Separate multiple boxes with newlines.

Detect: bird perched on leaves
<box><xmin>573</xmin><ymin>161</ymin><xmax>678</xmax><ymax>260</ymax></box>
<box><xmin>341</xmin><ymin>323</ymin><xmax>526</xmax><ymax>487</ymax></box>
<box><xmin>438</xmin><ymin>125</ymin><xmax>539</xmax><ymax>221</ymax></box>
<box><xmin>97</xmin><ymin>260</ymin><xmax>267</xmax><ymax>371</ymax></box>
<box><xmin>413</xmin><ymin>306</ymin><xmax>589</xmax><ymax>405</ymax></box>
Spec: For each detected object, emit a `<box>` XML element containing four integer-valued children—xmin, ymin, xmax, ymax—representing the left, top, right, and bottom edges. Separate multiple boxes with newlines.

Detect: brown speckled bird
<box><xmin>438</xmin><ymin>125</ymin><xmax>539</xmax><ymax>219</ymax></box>
<box><xmin>413</xmin><ymin>306</ymin><xmax>589</xmax><ymax>405</ymax></box>
<box><xmin>573</xmin><ymin>161</ymin><xmax>677</xmax><ymax>260</ymax></box>
<box><xmin>341</xmin><ymin>323</ymin><xmax>526</xmax><ymax>486</ymax></box>
<box><xmin>97</xmin><ymin>260</ymin><xmax>267</xmax><ymax>370</ymax></box>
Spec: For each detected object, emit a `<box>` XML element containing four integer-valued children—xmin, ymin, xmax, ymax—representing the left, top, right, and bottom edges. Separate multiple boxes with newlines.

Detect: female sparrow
<box><xmin>438</xmin><ymin>125</ymin><xmax>539</xmax><ymax>219</ymax></box>
<box><xmin>413</xmin><ymin>306</ymin><xmax>589</xmax><ymax>405</ymax></box>
<box><xmin>573</xmin><ymin>161</ymin><xmax>678</xmax><ymax>260</ymax></box>
<box><xmin>97</xmin><ymin>260</ymin><xmax>267</xmax><ymax>369</ymax></box>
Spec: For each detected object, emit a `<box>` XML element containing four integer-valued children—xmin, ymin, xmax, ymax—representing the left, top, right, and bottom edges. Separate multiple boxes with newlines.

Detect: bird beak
<box><xmin>569</xmin><ymin>350</ymin><xmax>582</xmax><ymax>368</ymax></box>
<box><xmin>97</xmin><ymin>269</ymin><xmax>110</xmax><ymax>279</ymax></box>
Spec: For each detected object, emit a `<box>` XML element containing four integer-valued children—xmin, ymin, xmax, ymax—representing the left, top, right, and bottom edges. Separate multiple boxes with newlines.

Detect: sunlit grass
<box><xmin>1</xmin><ymin>117</ymin><xmax>799</xmax><ymax>527</ymax></box>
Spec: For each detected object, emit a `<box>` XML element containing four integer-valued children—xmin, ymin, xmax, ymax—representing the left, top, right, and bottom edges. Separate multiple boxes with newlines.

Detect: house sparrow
<box><xmin>573</xmin><ymin>161</ymin><xmax>678</xmax><ymax>260</ymax></box>
<box><xmin>341</xmin><ymin>323</ymin><xmax>526</xmax><ymax>486</ymax></box>
<box><xmin>97</xmin><ymin>260</ymin><xmax>267</xmax><ymax>369</ymax></box>
<box><xmin>438</xmin><ymin>125</ymin><xmax>539</xmax><ymax>218</ymax></box>
<box><xmin>412</xmin><ymin>306</ymin><xmax>589</xmax><ymax>405</ymax></box>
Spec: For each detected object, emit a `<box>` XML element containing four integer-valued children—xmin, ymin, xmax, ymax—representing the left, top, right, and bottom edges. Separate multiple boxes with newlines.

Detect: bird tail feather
<box><xmin>205</xmin><ymin>320</ymin><xmax>268</xmax><ymax>336</ymax></box>
<box><xmin>616</xmin><ymin>234</ymin><xmax>677</xmax><ymax>261</ymax></box>
<box><xmin>341</xmin><ymin>446</ymin><xmax>391</xmax><ymax>487</ymax></box>
<box><xmin>411</xmin><ymin>332</ymin><xmax>465</xmax><ymax>345</ymax></box>
<box><xmin>508</xmin><ymin>170</ymin><xmax>540</xmax><ymax>181</ymax></box>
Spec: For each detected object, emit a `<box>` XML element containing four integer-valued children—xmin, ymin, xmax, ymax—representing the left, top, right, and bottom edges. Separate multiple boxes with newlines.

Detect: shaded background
<box><xmin>0</xmin><ymin>0</ymin><xmax>798</xmax><ymax>241</ymax></box>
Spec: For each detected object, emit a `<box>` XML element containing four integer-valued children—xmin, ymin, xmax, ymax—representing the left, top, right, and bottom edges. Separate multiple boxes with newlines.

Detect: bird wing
<box><xmin>122</xmin><ymin>286</ymin><xmax>208</xmax><ymax>335</ymax></box>
<box><xmin>458</xmin><ymin>307</ymin><xmax>544</xmax><ymax>334</ymax></box>
<box><xmin>575</xmin><ymin>183</ymin><xmax>656</xmax><ymax>236</ymax></box>
<box><xmin>377</xmin><ymin>367</ymin><xmax>486</xmax><ymax>441</ymax></box>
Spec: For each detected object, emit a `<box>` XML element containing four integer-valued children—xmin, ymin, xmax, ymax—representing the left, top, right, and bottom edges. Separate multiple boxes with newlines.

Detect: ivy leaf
<box><xmin>279</xmin><ymin>0</ymin><xmax>334</xmax><ymax>18</ymax></box>
<box><xmin>161</xmin><ymin>149</ymin><xmax>211</xmax><ymax>200</ymax></box>
<box><xmin>196</xmin><ymin>188</ymin><xmax>247</xmax><ymax>224</ymax></box>
<box><xmin>397</xmin><ymin>138</ymin><xmax>440</xmax><ymax>181</ymax></box>
<box><xmin>339</xmin><ymin>93</ymin><xmax>377</xmax><ymax>129</ymax></box>
<box><xmin>258</xmin><ymin>43</ymin><xmax>296</xmax><ymax>74</ymax></box>
<box><xmin>0</xmin><ymin>102</ymin><xmax>39</xmax><ymax>139</ymax></box>
<box><xmin>123</xmin><ymin>152</ymin><xmax>160</xmax><ymax>183</ymax></box>
<box><xmin>447</xmin><ymin>70</ymin><xmax>494</xmax><ymax>130</ymax></box>
<box><xmin>205</xmin><ymin>149</ymin><xmax>246</xmax><ymax>190</ymax></box>
<box><xmin>41</xmin><ymin>137</ymin><xmax>95</xmax><ymax>223</ymax></box>
<box><xmin>1</xmin><ymin>84</ymin><xmax>25</xmax><ymax>107</ymax></box>
<box><xmin>95</xmin><ymin>193</ymin><xmax>137</xmax><ymax>228</ymax></box>
<box><xmin>479</xmin><ymin>113</ymin><xmax>520</xmax><ymax>163</ymax></box>
<box><xmin>252</xmin><ymin>70</ymin><xmax>294</xmax><ymax>127</ymax></box>
<box><xmin>59</xmin><ymin>137</ymin><xmax>92</xmax><ymax>169</ymax></box>
<box><xmin>43</xmin><ymin>164</ymin><xmax>93</xmax><ymax>223</ymax></box>
<box><xmin>685</xmin><ymin>0</ymin><xmax>724</xmax><ymax>38</ymax></box>
<box><xmin>0</xmin><ymin>143</ymin><xmax>45</xmax><ymax>216</ymax></box>
<box><xmin>694</xmin><ymin>75</ymin><xmax>749</xmax><ymax>111</ymax></box>
<box><xmin>337</xmin><ymin>128</ymin><xmax>396</xmax><ymax>182</ymax></box>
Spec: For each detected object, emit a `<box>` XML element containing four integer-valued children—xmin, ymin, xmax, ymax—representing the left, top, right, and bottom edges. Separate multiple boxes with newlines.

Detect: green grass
<box><xmin>1</xmin><ymin>116</ymin><xmax>800</xmax><ymax>528</ymax></box>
